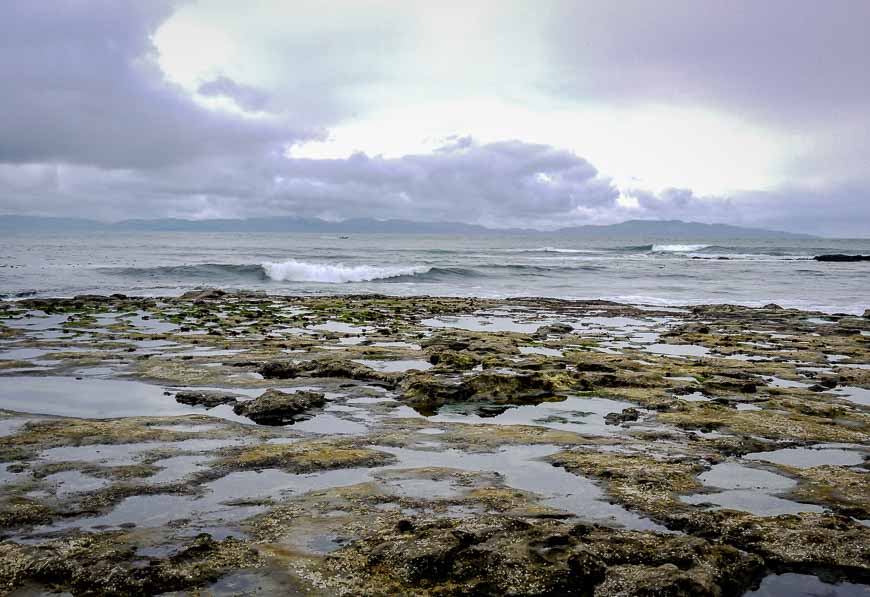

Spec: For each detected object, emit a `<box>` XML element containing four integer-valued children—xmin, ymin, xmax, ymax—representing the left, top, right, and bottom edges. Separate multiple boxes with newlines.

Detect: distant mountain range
<box><xmin>0</xmin><ymin>215</ymin><xmax>817</xmax><ymax>239</ymax></box>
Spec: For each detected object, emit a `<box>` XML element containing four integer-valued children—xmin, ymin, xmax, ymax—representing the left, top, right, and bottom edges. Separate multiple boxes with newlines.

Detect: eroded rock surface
<box><xmin>0</xmin><ymin>292</ymin><xmax>867</xmax><ymax>595</ymax></box>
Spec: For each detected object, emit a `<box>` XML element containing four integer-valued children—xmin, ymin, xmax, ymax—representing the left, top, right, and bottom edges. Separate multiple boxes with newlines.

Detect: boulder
<box><xmin>232</xmin><ymin>389</ymin><xmax>325</xmax><ymax>425</ymax></box>
<box><xmin>179</xmin><ymin>288</ymin><xmax>226</xmax><ymax>301</ymax></box>
<box><xmin>604</xmin><ymin>407</ymin><xmax>641</xmax><ymax>426</ymax></box>
<box><xmin>174</xmin><ymin>390</ymin><xmax>241</xmax><ymax>408</ymax></box>
<box><xmin>259</xmin><ymin>358</ymin><xmax>396</xmax><ymax>386</ymax></box>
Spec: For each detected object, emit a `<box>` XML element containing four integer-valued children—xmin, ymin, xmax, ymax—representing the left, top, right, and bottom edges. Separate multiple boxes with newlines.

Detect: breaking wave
<box><xmin>650</xmin><ymin>244</ymin><xmax>711</xmax><ymax>252</ymax></box>
<box><xmin>99</xmin><ymin>261</ymin><xmax>609</xmax><ymax>285</ymax></box>
<box><xmin>261</xmin><ymin>260</ymin><xmax>429</xmax><ymax>283</ymax></box>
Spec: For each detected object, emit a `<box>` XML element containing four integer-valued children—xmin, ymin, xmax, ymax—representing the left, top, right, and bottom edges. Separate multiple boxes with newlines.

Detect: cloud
<box><xmin>617</xmin><ymin>186</ymin><xmax>870</xmax><ymax>238</ymax></box>
<box><xmin>0</xmin><ymin>139</ymin><xmax>618</xmax><ymax>227</ymax></box>
<box><xmin>0</xmin><ymin>0</ymin><xmax>316</xmax><ymax>169</ymax></box>
<box><xmin>197</xmin><ymin>77</ymin><xmax>270</xmax><ymax>112</ymax></box>
<box><xmin>0</xmin><ymin>0</ymin><xmax>866</xmax><ymax>236</ymax></box>
<box><xmin>546</xmin><ymin>1</ymin><xmax>870</xmax><ymax>127</ymax></box>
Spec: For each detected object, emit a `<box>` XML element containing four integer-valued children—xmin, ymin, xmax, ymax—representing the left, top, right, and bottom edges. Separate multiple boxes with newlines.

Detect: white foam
<box><xmin>651</xmin><ymin>244</ymin><xmax>710</xmax><ymax>252</ymax></box>
<box><xmin>261</xmin><ymin>260</ymin><xmax>428</xmax><ymax>283</ymax></box>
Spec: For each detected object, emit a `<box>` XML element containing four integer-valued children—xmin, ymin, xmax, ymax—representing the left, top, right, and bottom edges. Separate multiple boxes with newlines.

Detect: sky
<box><xmin>0</xmin><ymin>1</ymin><xmax>868</xmax><ymax>236</ymax></box>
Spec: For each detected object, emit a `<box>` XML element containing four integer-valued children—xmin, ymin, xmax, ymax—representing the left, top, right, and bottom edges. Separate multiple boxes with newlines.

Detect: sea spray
<box><xmin>261</xmin><ymin>260</ymin><xmax>429</xmax><ymax>283</ymax></box>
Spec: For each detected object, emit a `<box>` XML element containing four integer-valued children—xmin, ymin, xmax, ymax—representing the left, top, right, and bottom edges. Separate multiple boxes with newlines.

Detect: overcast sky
<box><xmin>1</xmin><ymin>1</ymin><xmax>868</xmax><ymax>235</ymax></box>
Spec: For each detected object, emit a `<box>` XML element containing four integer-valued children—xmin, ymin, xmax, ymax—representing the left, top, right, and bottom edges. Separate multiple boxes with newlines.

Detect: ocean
<box><xmin>1</xmin><ymin>232</ymin><xmax>868</xmax><ymax>314</ymax></box>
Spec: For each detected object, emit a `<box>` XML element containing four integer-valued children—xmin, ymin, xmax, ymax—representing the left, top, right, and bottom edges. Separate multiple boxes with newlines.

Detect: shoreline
<box><xmin>3</xmin><ymin>288</ymin><xmax>868</xmax><ymax>317</ymax></box>
<box><xmin>1</xmin><ymin>290</ymin><xmax>868</xmax><ymax>595</ymax></box>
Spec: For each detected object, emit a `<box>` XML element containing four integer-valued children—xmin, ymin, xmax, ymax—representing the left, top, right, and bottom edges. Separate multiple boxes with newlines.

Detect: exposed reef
<box><xmin>0</xmin><ymin>291</ymin><xmax>867</xmax><ymax>595</ymax></box>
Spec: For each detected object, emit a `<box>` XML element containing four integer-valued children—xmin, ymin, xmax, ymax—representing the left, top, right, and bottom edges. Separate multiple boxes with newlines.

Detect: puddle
<box><xmin>825</xmin><ymin>386</ymin><xmax>870</xmax><ymax>407</ymax></box>
<box><xmin>421</xmin><ymin>316</ymin><xmax>544</xmax><ymax>334</ymax></box>
<box><xmin>736</xmin><ymin>403</ymin><xmax>762</xmax><ymax>411</ymax></box>
<box><xmin>765</xmin><ymin>376</ymin><xmax>810</xmax><ymax>389</ymax></box>
<box><xmin>806</xmin><ymin>317</ymin><xmax>836</xmax><ymax>325</ymax></box>
<box><xmin>291</xmin><ymin>413</ymin><xmax>369</xmax><ymax>435</ymax></box>
<box><xmin>131</xmin><ymin>339</ymin><xmax>180</xmax><ymax>349</ymax></box>
<box><xmin>743</xmin><ymin>573</ymin><xmax>870</xmax><ymax>596</ymax></box>
<box><xmin>147</xmin><ymin>454</ymin><xmax>214</xmax><ymax>484</ymax></box>
<box><xmin>0</xmin><ymin>376</ymin><xmax>219</xmax><ymax>419</ymax></box>
<box><xmin>125</xmin><ymin>312</ymin><xmax>180</xmax><ymax>334</ymax></box>
<box><xmin>0</xmin><ymin>417</ymin><xmax>31</xmax><ymax>437</ymax></box>
<box><xmin>42</xmin><ymin>470</ymin><xmax>111</xmax><ymax>496</ymax></box>
<box><xmin>679</xmin><ymin>392</ymin><xmax>711</xmax><ymax>402</ymax></box>
<box><xmin>310</xmin><ymin>321</ymin><xmax>366</xmax><ymax>334</ymax></box>
<box><xmin>573</xmin><ymin>316</ymin><xmax>654</xmax><ymax>330</ymax></box>
<box><xmin>430</xmin><ymin>395</ymin><xmax>641</xmax><ymax>436</ymax></box>
<box><xmin>42</xmin><ymin>466</ymin><xmax>375</xmax><ymax>532</ymax></box>
<box><xmin>339</xmin><ymin>336</ymin><xmax>367</xmax><ymax>345</ymax></box>
<box><xmin>3</xmin><ymin>313</ymin><xmax>69</xmax><ymax>331</ymax></box>
<box><xmin>682</xmin><ymin>462</ymin><xmax>818</xmax><ymax>516</ymax></box>
<box><xmin>745</xmin><ymin>447</ymin><xmax>865</xmax><ymax>468</ymax></box>
<box><xmin>0</xmin><ymin>462</ymin><xmax>29</xmax><ymax>486</ymax></box>
<box><xmin>38</xmin><ymin>442</ymin><xmax>665</xmax><ymax>534</ymax></box>
<box><xmin>681</xmin><ymin>491</ymin><xmax>824</xmax><ymax>516</ymax></box>
<box><xmin>644</xmin><ymin>343</ymin><xmax>711</xmax><ymax>357</ymax></box>
<box><xmin>37</xmin><ymin>438</ymin><xmax>248</xmax><ymax>467</ymax></box>
<box><xmin>371</xmin><ymin>341</ymin><xmax>421</xmax><ymax>350</ymax></box>
<box><xmin>518</xmin><ymin>346</ymin><xmax>564</xmax><ymax>357</ymax></box>
<box><xmin>346</xmin><ymin>396</ymin><xmax>397</xmax><ymax>405</ymax></box>
<box><xmin>0</xmin><ymin>348</ymin><xmax>52</xmax><ymax>361</ymax></box>
<box><xmin>698</xmin><ymin>463</ymin><xmax>796</xmax><ymax>491</ymax></box>
<box><xmin>352</xmin><ymin>359</ymin><xmax>432</xmax><ymax>373</ymax></box>
<box><xmin>378</xmin><ymin>445</ymin><xmax>665</xmax><ymax>531</ymax></box>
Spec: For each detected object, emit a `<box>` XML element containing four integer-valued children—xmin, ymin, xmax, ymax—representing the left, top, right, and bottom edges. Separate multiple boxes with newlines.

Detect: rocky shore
<box><xmin>0</xmin><ymin>291</ymin><xmax>868</xmax><ymax>595</ymax></box>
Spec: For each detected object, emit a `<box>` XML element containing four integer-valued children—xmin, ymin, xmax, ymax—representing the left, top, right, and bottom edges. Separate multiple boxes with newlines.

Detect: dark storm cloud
<box><xmin>0</xmin><ymin>0</ymin><xmax>315</xmax><ymax>169</ymax></box>
<box><xmin>0</xmin><ymin>139</ymin><xmax>619</xmax><ymax>227</ymax></box>
<box><xmin>0</xmin><ymin>0</ymin><xmax>867</xmax><ymax>235</ymax></box>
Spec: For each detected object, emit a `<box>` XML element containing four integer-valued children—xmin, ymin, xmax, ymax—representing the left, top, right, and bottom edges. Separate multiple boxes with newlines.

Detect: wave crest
<box><xmin>651</xmin><ymin>244</ymin><xmax>710</xmax><ymax>252</ymax></box>
<box><xmin>261</xmin><ymin>260</ymin><xmax>429</xmax><ymax>283</ymax></box>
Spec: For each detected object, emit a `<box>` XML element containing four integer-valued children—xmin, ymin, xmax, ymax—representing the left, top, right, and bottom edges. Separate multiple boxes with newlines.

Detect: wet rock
<box><xmin>323</xmin><ymin>516</ymin><xmax>766</xmax><ymax>597</ymax></box>
<box><xmin>224</xmin><ymin>439</ymin><xmax>394</xmax><ymax>472</ymax></box>
<box><xmin>400</xmin><ymin>369</ymin><xmax>584</xmax><ymax>414</ymax></box>
<box><xmin>534</xmin><ymin>323</ymin><xmax>574</xmax><ymax>337</ymax></box>
<box><xmin>174</xmin><ymin>389</ymin><xmax>241</xmax><ymax>408</ymax></box>
<box><xmin>327</xmin><ymin>517</ymin><xmax>606</xmax><ymax>595</ymax></box>
<box><xmin>604</xmin><ymin>408</ymin><xmax>641</xmax><ymax>426</ymax></box>
<box><xmin>179</xmin><ymin>288</ymin><xmax>226</xmax><ymax>301</ymax></box>
<box><xmin>232</xmin><ymin>389</ymin><xmax>326</xmax><ymax>425</ymax></box>
<box><xmin>0</xmin><ymin>531</ymin><xmax>263</xmax><ymax>595</ymax></box>
<box><xmin>665</xmin><ymin>323</ymin><xmax>711</xmax><ymax>336</ymax></box>
<box><xmin>595</xmin><ymin>563</ymin><xmax>716</xmax><ymax>596</ymax></box>
<box><xmin>72</xmin><ymin>294</ymin><xmax>112</xmax><ymax>303</ymax></box>
<box><xmin>428</xmin><ymin>350</ymin><xmax>481</xmax><ymax>370</ymax></box>
<box><xmin>260</xmin><ymin>357</ymin><xmax>396</xmax><ymax>386</ymax></box>
<box><xmin>814</xmin><ymin>254</ymin><xmax>870</xmax><ymax>262</ymax></box>
<box><xmin>808</xmin><ymin>377</ymin><xmax>838</xmax><ymax>392</ymax></box>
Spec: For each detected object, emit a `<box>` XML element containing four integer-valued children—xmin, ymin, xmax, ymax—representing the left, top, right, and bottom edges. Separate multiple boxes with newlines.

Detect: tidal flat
<box><xmin>0</xmin><ymin>291</ymin><xmax>868</xmax><ymax>596</ymax></box>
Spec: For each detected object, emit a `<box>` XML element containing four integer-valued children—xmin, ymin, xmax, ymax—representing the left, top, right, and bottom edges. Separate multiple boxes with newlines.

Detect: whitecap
<box><xmin>261</xmin><ymin>260</ymin><xmax>428</xmax><ymax>283</ymax></box>
<box><xmin>651</xmin><ymin>244</ymin><xmax>710</xmax><ymax>252</ymax></box>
